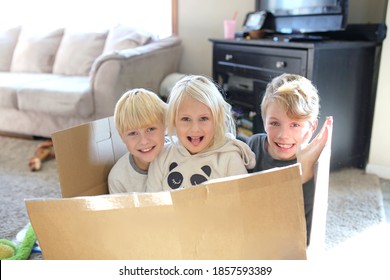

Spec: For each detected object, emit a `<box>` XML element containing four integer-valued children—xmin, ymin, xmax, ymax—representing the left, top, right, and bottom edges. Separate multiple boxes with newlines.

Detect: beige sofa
<box><xmin>0</xmin><ymin>25</ymin><xmax>182</xmax><ymax>138</ymax></box>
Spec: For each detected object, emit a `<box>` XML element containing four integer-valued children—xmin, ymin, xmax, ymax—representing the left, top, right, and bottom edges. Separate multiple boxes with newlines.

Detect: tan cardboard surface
<box><xmin>26</xmin><ymin>164</ymin><xmax>307</xmax><ymax>260</ymax></box>
<box><xmin>51</xmin><ymin>117</ymin><xmax>126</xmax><ymax>197</ymax></box>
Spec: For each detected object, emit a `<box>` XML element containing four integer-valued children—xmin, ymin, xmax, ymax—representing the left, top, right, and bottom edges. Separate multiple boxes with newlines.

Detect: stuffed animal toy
<box><xmin>28</xmin><ymin>140</ymin><xmax>55</xmax><ymax>172</ymax></box>
<box><xmin>0</xmin><ymin>224</ymin><xmax>37</xmax><ymax>260</ymax></box>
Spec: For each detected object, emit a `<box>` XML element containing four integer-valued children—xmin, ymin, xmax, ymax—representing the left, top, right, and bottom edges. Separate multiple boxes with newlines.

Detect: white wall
<box><xmin>1</xmin><ymin>0</ymin><xmax>173</xmax><ymax>38</ymax></box>
<box><xmin>177</xmin><ymin>0</ymin><xmax>254</xmax><ymax>76</ymax></box>
<box><xmin>348</xmin><ymin>0</ymin><xmax>387</xmax><ymax>23</ymax></box>
<box><xmin>367</xmin><ymin>2</ymin><xmax>390</xmax><ymax>180</ymax></box>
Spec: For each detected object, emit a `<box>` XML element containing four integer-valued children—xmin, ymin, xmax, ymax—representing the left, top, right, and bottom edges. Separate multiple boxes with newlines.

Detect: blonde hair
<box><xmin>114</xmin><ymin>88</ymin><xmax>167</xmax><ymax>133</ymax></box>
<box><xmin>166</xmin><ymin>75</ymin><xmax>236</xmax><ymax>148</ymax></box>
<box><xmin>261</xmin><ymin>73</ymin><xmax>320</xmax><ymax>125</ymax></box>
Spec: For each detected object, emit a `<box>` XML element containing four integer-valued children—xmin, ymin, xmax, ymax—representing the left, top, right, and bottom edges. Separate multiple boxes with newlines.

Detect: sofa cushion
<box><xmin>10</xmin><ymin>28</ymin><xmax>64</xmax><ymax>73</ymax></box>
<box><xmin>0</xmin><ymin>26</ymin><xmax>21</xmax><ymax>71</ymax></box>
<box><xmin>53</xmin><ymin>30</ymin><xmax>108</xmax><ymax>76</ymax></box>
<box><xmin>17</xmin><ymin>75</ymin><xmax>93</xmax><ymax>118</ymax></box>
<box><xmin>0</xmin><ymin>73</ymin><xmax>59</xmax><ymax>109</ymax></box>
<box><xmin>103</xmin><ymin>25</ymin><xmax>152</xmax><ymax>53</ymax></box>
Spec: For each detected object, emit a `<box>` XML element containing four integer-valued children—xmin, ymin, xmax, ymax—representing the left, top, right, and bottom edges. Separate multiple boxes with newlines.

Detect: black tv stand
<box><xmin>271</xmin><ymin>34</ymin><xmax>327</xmax><ymax>42</ymax></box>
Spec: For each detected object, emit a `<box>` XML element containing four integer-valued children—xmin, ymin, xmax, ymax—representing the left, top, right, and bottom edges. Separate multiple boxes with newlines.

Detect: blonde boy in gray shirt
<box><xmin>108</xmin><ymin>88</ymin><xmax>167</xmax><ymax>194</ymax></box>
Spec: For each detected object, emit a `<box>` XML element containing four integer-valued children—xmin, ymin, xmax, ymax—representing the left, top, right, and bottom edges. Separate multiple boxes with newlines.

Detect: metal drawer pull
<box><xmin>225</xmin><ymin>54</ymin><xmax>233</xmax><ymax>61</ymax></box>
<box><xmin>276</xmin><ymin>61</ymin><xmax>287</xmax><ymax>68</ymax></box>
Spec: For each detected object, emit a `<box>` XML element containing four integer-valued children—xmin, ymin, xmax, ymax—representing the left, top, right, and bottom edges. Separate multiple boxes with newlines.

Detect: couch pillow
<box><xmin>53</xmin><ymin>30</ymin><xmax>108</xmax><ymax>76</ymax></box>
<box><xmin>10</xmin><ymin>27</ymin><xmax>64</xmax><ymax>73</ymax></box>
<box><xmin>0</xmin><ymin>26</ymin><xmax>21</xmax><ymax>71</ymax></box>
<box><xmin>103</xmin><ymin>25</ymin><xmax>152</xmax><ymax>53</ymax></box>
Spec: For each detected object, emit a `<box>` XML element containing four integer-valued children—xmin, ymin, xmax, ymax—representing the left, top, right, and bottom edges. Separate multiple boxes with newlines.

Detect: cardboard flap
<box><xmin>307</xmin><ymin>126</ymin><xmax>333</xmax><ymax>258</ymax></box>
<box><xmin>26</xmin><ymin>164</ymin><xmax>307</xmax><ymax>260</ymax></box>
<box><xmin>51</xmin><ymin>117</ymin><xmax>127</xmax><ymax>198</ymax></box>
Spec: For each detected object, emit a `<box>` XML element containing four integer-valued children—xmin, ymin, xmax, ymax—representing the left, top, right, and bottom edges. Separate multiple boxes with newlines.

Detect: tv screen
<box><xmin>256</xmin><ymin>0</ymin><xmax>348</xmax><ymax>34</ymax></box>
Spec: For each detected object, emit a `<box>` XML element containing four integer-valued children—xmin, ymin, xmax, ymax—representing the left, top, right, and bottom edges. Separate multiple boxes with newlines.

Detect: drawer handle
<box><xmin>225</xmin><ymin>54</ymin><xmax>233</xmax><ymax>61</ymax></box>
<box><xmin>276</xmin><ymin>61</ymin><xmax>287</xmax><ymax>68</ymax></box>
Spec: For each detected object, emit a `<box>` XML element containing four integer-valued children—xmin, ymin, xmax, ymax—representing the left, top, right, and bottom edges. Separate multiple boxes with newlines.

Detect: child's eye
<box><xmin>291</xmin><ymin>123</ymin><xmax>301</xmax><ymax>128</ymax></box>
<box><xmin>146</xmin><ymin>127</ymin><xmax>156</xmax><ymax>133</ymax></box>
<box><xmin>270</xmin><ymin>121</ymin><xmax>279</xmax><ymax>126</ymax></box>
<box><xmin>200</xmin><ymin>116</ymin><xmax>209</xmax><ymax>122</ymax></box>
<box><xmin>181</xmin><ymin>117</ymin><xmax>190</xmax><ymax>122</ymax></box>
<box><xmin>127</xmin><ymin>131</ymin><xmax>138</xmax><ymax>137</ymax></box>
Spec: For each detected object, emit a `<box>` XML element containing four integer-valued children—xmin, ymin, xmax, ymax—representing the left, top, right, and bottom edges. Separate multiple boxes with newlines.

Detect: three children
<box><xmin>108</xmin><ymin>73</ymin><xmax>332</xmax><ymax>247</ymax></box>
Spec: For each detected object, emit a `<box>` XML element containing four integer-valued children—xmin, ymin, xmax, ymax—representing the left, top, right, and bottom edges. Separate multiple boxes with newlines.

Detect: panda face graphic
<box><xmin>190</xmin><ymin>165</ymin><xmax>211</xmax><ymax>185</ymax></box>
<box><xmin>167</xmin><ymin>162</ymin><xmax>183</xmax><ymax>189</ymax></box>
<box><xmin>167</xmin><ymin>162</ymin><xmax>212</xmax><ymax>190</ymax></box>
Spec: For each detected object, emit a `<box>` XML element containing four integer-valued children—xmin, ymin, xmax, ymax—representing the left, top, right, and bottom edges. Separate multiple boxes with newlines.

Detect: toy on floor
<box><xmin>28</xmin><ymin>140</ymin><xmax>55</xmax><ymax>172</ymax></box>
<box><xmin>0</xmin><ymin>224</ymin><xmax>37</xmax><ymax>260</ymax></box>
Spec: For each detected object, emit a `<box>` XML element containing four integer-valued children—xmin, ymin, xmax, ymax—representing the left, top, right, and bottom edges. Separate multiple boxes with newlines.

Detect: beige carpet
<box><xmin>0</xmin><ymin>136</ymin><xmax>387</xmax><ymax>258</ymax></box>
<box><xmin>0</xmin><ymin>136</ymin><xmax>61</xmax><ymax>241</ymax></box>
<box><xmin>325</xmin><ymin>168</ymin><xmax>386</xmax><ymax>250</ymax></box>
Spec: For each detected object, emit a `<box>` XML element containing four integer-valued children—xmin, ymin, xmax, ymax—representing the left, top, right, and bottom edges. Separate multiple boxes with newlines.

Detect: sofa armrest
<box><xmin>90</xmin><ymin>35</ymin><xmax>182</xmax><ymax>119</ymax></box>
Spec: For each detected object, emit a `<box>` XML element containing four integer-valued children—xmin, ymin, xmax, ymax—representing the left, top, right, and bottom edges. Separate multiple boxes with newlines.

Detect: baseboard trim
<box><xmin>0</xmin><ymin>131</ymin><xmax>34</xmax><ymax>140</ymax></box>
<box><xmin>366</xmin><ymin>163</ymin><xmax>390</xmax><ymax>180</ymax></box>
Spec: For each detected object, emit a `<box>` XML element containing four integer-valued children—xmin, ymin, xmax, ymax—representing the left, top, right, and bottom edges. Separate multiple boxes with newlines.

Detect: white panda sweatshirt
<box><xmin>146</xmin><ymin>134</ymin><xmax>256</xmax><ymax>192</ymax></box>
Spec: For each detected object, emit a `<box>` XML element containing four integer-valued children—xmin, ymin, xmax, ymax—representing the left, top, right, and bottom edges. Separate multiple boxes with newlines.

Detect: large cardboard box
<box><xmin>25</xmin><ymin>117</ymin><xmax>331</xmax><ymax>260</ymax></box>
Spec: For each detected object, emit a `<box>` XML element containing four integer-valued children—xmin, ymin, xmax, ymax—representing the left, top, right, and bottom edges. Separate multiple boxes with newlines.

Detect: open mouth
<box><xmin>188</xmin><ymin>136</ymin><xmax>203</xmax><ymax>146</ymax></box>
<box><xmin>138</xmin><ymin>146</ymin><xmax>155</xmax><ymax>153</ymax></box>
<box><xmin>276</xmin><ymin>143</ymin><xmax>295</xmax><ymax>149</ymax></box>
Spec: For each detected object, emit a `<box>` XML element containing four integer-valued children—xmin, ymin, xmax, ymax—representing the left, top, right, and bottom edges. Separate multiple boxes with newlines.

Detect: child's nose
<box><xmin>278</xmin><ymin>126</ymin><xmax>290</xmax><ymax>138</ymax></box>
<box><xmin>139</xmin><ymin>133</ymin><xmax>150</xmax><ymax>144</ymax></box>
<box><xmin>190</xmin><ymin>121</ymin><xmax>201</xmax><ymax>132</ymax></box>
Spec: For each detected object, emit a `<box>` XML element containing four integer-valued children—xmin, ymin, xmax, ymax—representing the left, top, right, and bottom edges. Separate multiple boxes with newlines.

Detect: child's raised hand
<box><xmin>297</xmin><ymin>116</ymin><xmax>333</xmax><ymax>183</ymax></box>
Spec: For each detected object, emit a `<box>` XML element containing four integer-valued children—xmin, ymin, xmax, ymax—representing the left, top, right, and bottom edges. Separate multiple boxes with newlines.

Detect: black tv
<box><xmin>255</xmin><ymin>0</ymin><xmax>349</xmax><ymax>34</ymax></box>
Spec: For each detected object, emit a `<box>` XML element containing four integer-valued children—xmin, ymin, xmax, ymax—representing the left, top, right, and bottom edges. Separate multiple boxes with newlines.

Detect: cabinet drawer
<box><xmin>214</xmin><ymin>44</ymin><xmax>307</xmax><ymax>77</ymax></box>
